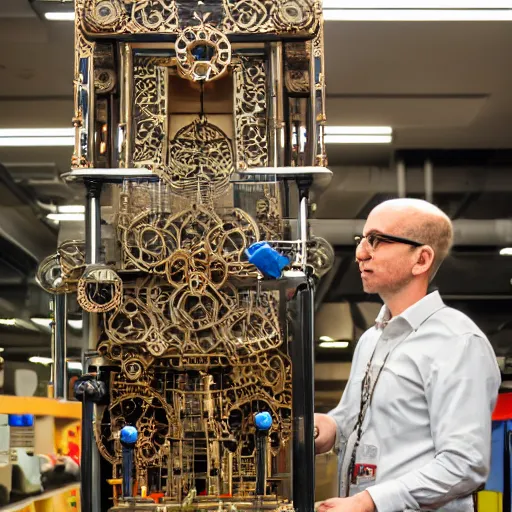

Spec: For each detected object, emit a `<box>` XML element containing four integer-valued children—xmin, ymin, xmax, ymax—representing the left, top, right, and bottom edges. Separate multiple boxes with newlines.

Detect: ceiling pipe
<box><xmin>397</xmin><ymin>161</ymin><xmax>406</xmax><ymax>198</ymax></box>
<box><xmin>424</xmin><ymin>160</ymin><xmax>434</xmax><ymax>203</ymax></box>
<box><xmin>293</xmin><ymin>218</ymin><xmax>512</xmax><ymax>246</ymax></box>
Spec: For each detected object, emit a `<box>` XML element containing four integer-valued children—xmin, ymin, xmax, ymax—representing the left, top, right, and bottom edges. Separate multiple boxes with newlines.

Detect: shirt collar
<box><xmin>375</xmin><ymin>291</ymin><xmax>445</xmax><ymax>331</ymax></box>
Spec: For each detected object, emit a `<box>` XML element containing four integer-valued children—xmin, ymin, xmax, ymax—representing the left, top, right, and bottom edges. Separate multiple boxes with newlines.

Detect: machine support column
<box><xmin>292</xmin><ymin>179</ymin><xmax>315</xmax><ymax>512</ymax></box>
<box><xmin>53</xmin><ymin>293</ymin><xmax>67</xmax><ymax>400</ymax></box>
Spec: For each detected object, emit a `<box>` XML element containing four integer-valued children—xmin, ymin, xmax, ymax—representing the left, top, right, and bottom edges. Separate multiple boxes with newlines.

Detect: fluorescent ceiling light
<box><xmin>0</xmin><ymin>137</ymin><xmax>74</xmax><ymax>147</ymax></box>
<box><xmin>319</xmin><ymin>340</ymin><xmax>350</xmax><ymax>349</ymax></box>
<box><xmin>31</xmin><ymin>317</ymin><xmax>52</xmax><ymax>329</ymax></box>
<box><xmin>0</xmin><ymin>319</ymin><xmax>17</xmax><ymax>326</ymax></box>
<box><xmin>58</xmin><ymin>205</ymin><xmax>85</xmax><ymax>214</ymax></box>
<box><xmin>325</xmin><ymin>135</ymin><xmax>392</xmax><ymax>144</ymax></box>
<box><xmin>47</xmin><ymin>213</ymin><xmax>85</xmax><ymax>222</ymax></box>
<box><xmin>500</xmin><ymin>247</ymin><xmax>512</xmax><ymax>256</ymax></box>
<box><xmin>68</xmin><ymin>319</ymin><xmax>83</xmax><ymax>330</ymax></box>
<box><xmin>323</xmin><ymin>1</ymin><xmax>512</xmax><ymax>7</ymax></box>
<box><xmin>29</xmin><ymin>356</ymin><xmax>53</xmax><ymax>365</ymax></box>
<box><xmin>44</xmin><ymin>12</ymin><xmax>75</xmax><ymax>21</ymax></box>
<box><xmin>323</xmin><ymin>9</ymin><xmax>512</xmax><ymax>21</ymax></box>
<box><xmin>67</xmin><ymin>361</ymin><xmax>83</xmax><ymax>371</ymax></box>
<box><xmin>0</xmin><ymin>128</ymin><xmax>74</xmax><ymax>147</ymax></box>
<box><xmin>0</xmin><ymin>348</ymin><xmax>4</xmax><ymax>353</ymax></box>
<box><xmin>0</xmin><ymin>129</ymin><xmax>74</xmax><ymax>137</ymax></box>
<box><xmin>319</xmin><ymin>335</ymin><xmax>335</xmax><ymax>342</ymax></box>
<box><xmin>325</xmin><ymin>126</ymin><xmax>392</xmax><ymax>135</ymax></box>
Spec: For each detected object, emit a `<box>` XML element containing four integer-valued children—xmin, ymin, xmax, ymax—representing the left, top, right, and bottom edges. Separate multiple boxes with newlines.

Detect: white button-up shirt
<box><xmin>327</xmin><ymin>291</ymin><xmax>501</xmax><ymax>512</ymax></box>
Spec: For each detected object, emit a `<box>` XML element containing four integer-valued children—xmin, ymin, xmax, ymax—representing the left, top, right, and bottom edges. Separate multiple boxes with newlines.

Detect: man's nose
<box><xmin>355</xmin><ymin>240</ymin><xmax>371</xmax><ymax>261</ymax></box>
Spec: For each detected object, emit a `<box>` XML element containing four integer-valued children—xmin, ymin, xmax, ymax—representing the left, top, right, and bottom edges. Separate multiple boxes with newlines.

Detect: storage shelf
<box><xmin>0</xmin><ymin>396</ymin><xmax>81</xmax><ymax>420</ymax></box>
<box><xmin>0</xmin><ymin>483</ymin><xmax>80</xmax><ymax>512</ymax></box>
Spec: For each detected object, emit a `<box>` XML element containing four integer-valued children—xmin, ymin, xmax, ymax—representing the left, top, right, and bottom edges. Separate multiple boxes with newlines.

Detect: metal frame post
<box><xmin>53</xmin><ymin>293</ymin><xmax>67</xmax><ymax>399</ymax></box>
<box><xmin>292</xmin><ymin>180</ymin><xmax>316</xmax><ymax>512</ymax></box>
<box><xmin>80</xmin><ymin>178</ymin><xmax>103</xmax><ymax>512</ymax></box>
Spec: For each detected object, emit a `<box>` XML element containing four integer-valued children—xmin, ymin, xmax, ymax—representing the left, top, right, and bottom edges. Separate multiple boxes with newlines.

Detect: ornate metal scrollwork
<box><xmin>36</xmin><ymin>240</ymin><xmax>86</xmax><ymax>294</ymax></box>
<box><xmin>165</xmin><ymin>118</ymin><xmax>234</xmax><ymax>198</ymax></box>
<box><xmin>76</xmin><ymin>0</ymin><xmax>320</xmax><ymax>37</ymax></box>
<box><xmin>77</xmin><ymin>264</ymin><xmax>123</xmax><ymax>313</ymax></box>
<box><xmin>234</xmin><ymin>57</ymin><xmax>268</xmax><ymax>170</ymax></box>
<box><xmin>132</xmin><ymin>55</ymin><xmax>167</xmax><ymax>169</ymax></box>
<box><xmin>79</xmin><ymin>0</ymin><xmax>179</xmax><ymax>35</ymax></box>
<box><xmin>175</xmin><ymin>18</ymin><xmax>232</xmax><ymax>82</ymax></box>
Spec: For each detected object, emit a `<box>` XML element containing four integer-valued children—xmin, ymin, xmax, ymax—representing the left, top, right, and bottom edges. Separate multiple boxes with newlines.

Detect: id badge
<box><xmin>348</xmin><ymin>463</ymin><xmax>377</xmax><ymax>495</ymax></box>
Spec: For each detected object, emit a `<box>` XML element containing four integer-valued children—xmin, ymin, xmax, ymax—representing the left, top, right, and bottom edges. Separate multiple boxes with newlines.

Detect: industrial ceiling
<box><xmin>1</xmin><ymin>1</ymin><xmax>512</xmax><ymax>396</ymax></box>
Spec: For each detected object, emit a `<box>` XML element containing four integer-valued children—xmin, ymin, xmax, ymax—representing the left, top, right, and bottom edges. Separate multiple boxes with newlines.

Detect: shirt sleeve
<box><xmin>367</xmin><ymin>333</ymin><xmax>501</xmax><ymax>512</ymax></box>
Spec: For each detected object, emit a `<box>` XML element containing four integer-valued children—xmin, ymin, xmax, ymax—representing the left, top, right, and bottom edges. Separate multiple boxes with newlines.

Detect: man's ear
<box><xmin>412</xmin><ymin>246</ymin><xmax>435</xmax><ymax>277</ymax></box>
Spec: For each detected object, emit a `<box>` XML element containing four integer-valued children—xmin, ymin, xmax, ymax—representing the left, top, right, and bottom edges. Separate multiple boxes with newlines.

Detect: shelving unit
<box><xmin>0</xmin><ymin>396</ymin><xmax>82</xmax><ymax>511</ymax></box>
<box><xmin>1</xmin><ymin>483</ymin><xmax>80</xmax><ymax>512</ymax></box>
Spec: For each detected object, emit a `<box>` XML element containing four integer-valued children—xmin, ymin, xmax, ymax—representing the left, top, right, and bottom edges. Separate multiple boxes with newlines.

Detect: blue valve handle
<box><xmin>121</xmin><ymin>426</ymin><xmax>138</xmax><ymax>498</ymax></box>
<box><xmin>254</xmin><ymin>411</ymin><xmax>273</xmax><ymax>431</ymax></box>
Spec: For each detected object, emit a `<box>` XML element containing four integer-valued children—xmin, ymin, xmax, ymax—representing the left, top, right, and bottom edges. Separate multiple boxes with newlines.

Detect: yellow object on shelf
<box><xmin>478</xmin><ymin>490</ymin><xmax>503</xmax><ymax>512</ymax></box>
<box><xmin>0</xmin><ymin>396</ymin><xmax>81</xmax><ymax>419</ymax></box>
<box><xmin>1</xmin><ymin>483</ymin><xmax>80</xmax><ymax>512</ymax></box>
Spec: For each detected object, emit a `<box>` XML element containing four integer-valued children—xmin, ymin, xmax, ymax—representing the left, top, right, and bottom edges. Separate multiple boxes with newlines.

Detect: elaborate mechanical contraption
<box><xmin>38</xmin><ymin>2</ymin><xmax>333</xmax><ymax>511</ymax></box>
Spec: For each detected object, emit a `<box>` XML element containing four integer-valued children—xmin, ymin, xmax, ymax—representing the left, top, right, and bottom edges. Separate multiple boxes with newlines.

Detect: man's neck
<box><xmin>381</xmin><ymin>282</ymin><xmax>429</xmax><ymax>318</ymax></box>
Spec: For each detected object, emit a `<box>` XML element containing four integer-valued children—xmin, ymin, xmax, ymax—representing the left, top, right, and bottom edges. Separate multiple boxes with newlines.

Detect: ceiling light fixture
<box><xmin>0</xmin><ymin>319</ymin><xmax>17</xmax><ymax>326</ymax></box>
<box><xmin>319</xmin><ymin>340</ymin><xmax>350</xmax><ymax>349</ymax></box>
<box><xmin>68</xmin><ymin>319</ymin><xmax>83</xmax><ymax>330</ymax></box>
<box><xmin>323</xmin><ymin>1</ymin><xmax>512</xmax><ymax>7</ymax></box>
<box><xmin>67</xmin><ymin>361</ymin><xmax>83</xmax><ymax>371</ymax></box>
<box><xmin>325</xmin><ymin>135</ymin><xmax>392</xmax><ymax>144</ymax></box>
<box><xmin>323</xmin><ymin>7</ymin><xmax>512</xmax><ymax>21</ymax></box>
<box><xmin>29</xmin><ymin>356</ymin><xmax>53</xmax><ymax>365</ymax></box>
<box><xmin>324</xmin><ymin>126</ymin><xmax>393</xmax><ymax>144</ymax></box>
<box><xmin>325</xmin><ymin>126</ymin><xmax>393</xmax><ymax>135</ymax></box>
<box><xmin>30</xmin><ymin>317</ymin><xmax>52</xmax><ymax>329</ymax></box>
<box><xmin>47</xmin><ymin>213</ymin><xmax>85</xmax><ymax>222</ymax></box>
<box><xmin>500</xmin><ymin>248</ymin><xmax>512</xmax><ymax>256</ymax></box>
<box><xmin>0</xmin><ymin>128</ymin><xmax>74</xmax><ymax>147</ymax></box>
<box><xmin>44</xmin><ymin>12</ymin><xmax>75</xmax><ymax>21</ymax></box>
<box><xmin>57</xmin><ymin>205</ymin><xmax>85</xmax><ymax>214</ymax></box>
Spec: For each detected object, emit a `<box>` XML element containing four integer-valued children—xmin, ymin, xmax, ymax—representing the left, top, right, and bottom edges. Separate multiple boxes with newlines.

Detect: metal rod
<box><xmin>81</xmin><ymin>399</ymin><xmax>94</xmax><ymax>512</ymax></box>
<box><xmin>256</xmin><ymin>431</ymin><xmax>267</xmax><ymax>495</ymax></box>
<box><xmin>85</xmin><ymin>180</ymin><xmax>102</xmax><ymax>265</ymax></box>
<box><xmin>54</xmin><ymin>293</ymin><xmax>67</xmax><ymax>400</ymax></box>
<box><xmin>298</xmin><ymin>196</ymin><xmax>308</xmax><ymax>271</ymax></box>
<box><xmin>88</xmin><ymin>56</ymin><xmax>95</xmax><ymax>166</ymax></box>
<box><xmin>305</xmin><ymin>41</ymin><xmax>317</xmax><ymax>167</ymax></box>
<box><xmin>397</xmin><ymin>161</ymin><xmax>406</xmax><ymax>198</ymax></box>
<box><xmin>83</xmin><ymin>180</ymin><xmax>103</xmax><ymax>512</ymax></box>
<box><xmin>124</xmin><ymin>43</ymin><xmax>134</xmax><ymax>168</ymax></box>
<box><xmin>424</xmin><ymin>159</ymin><xmax>434</xmax><ymax>203</ymax></box>
<box><xmin>271</xmin><ymin>42</ymin><xmax>285</xmax><ymax>168</ymax></box>
<box><xmin>292</xmin><ymin>281</ymin><xmax>316</xmax><ymax>512</ymax></box>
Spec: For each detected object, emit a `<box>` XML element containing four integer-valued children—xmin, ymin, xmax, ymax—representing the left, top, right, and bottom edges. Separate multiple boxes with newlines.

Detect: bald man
<box><xmin>315</xmin><ymin>199</ymin><xmax>501</xmax><ymax>512</ymax></box>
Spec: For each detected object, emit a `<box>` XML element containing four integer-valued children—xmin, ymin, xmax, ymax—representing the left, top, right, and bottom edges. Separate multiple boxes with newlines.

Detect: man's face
<box><xmin>356</xmin><ymin>207</ymin><xmax>420</xmax><ymax>296</ymax></box>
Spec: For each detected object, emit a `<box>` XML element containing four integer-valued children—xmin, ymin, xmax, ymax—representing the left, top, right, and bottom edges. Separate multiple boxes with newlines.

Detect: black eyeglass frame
<box><xmin>354</xmin><ymin>232</ymin><xmax>424</xmax><ymax>248</ymax></box>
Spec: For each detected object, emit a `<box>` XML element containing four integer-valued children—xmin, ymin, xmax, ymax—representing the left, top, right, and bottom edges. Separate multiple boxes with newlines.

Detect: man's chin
<box><xmin>362</xmin><ymin>283</ymin><xmax>377</xmax><ymax>294</ymax></box>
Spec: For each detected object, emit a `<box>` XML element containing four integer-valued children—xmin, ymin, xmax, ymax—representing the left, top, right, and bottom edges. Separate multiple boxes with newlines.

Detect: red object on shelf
<box><xmin>492</xmin><ymin>392</ymin><xmax>512</xmax><ymax>421</ymax></box>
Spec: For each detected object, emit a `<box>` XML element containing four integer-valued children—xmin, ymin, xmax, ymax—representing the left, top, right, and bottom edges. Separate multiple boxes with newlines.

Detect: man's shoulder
<box><xmin>430</xmin><ymin>305</ymin><xmax>486</xmax><ymax>340</ymax></box>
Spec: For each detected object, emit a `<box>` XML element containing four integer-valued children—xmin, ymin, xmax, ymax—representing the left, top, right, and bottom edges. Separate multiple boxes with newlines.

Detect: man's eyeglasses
<box><xmin>354</xmin><ymin>232</ymin><xmax>423</xmax><ymax>249</ymax></box>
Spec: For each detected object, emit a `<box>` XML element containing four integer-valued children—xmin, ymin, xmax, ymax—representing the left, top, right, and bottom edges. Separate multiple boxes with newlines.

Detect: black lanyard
<box><xmin>345</xmin><ymin>341</ymin><xmax>391</xmax><ymax>495</ymax></box>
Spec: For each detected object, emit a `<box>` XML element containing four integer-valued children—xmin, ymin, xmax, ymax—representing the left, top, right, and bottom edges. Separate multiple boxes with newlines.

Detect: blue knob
<box><xmin>120</xmin><ymin>426</ymin><xmax>138</xmax><ymax>445</ymax></box>
<box><xmin>254</xmin><ymin>412</ymin><xmax>273</xmax><ymax>431</ymax></box>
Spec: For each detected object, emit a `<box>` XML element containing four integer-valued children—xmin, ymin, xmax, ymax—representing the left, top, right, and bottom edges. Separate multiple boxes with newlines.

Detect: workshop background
<box><xmin>1</xmin><ymin>0</ymin><xmax>512</xmax><ymax>507</ymax></box>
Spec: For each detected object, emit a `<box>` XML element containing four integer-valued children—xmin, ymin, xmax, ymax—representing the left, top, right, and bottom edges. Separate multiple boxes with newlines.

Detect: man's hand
<box><xmin>314</xmin><ymin>413</ymin><xmax>337</xmax><ymax>454</ymax></box>
<box><xmin>317</xmin><ymin>492</ymin><xmax>376</xmax><ymax>512</ymax></box>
